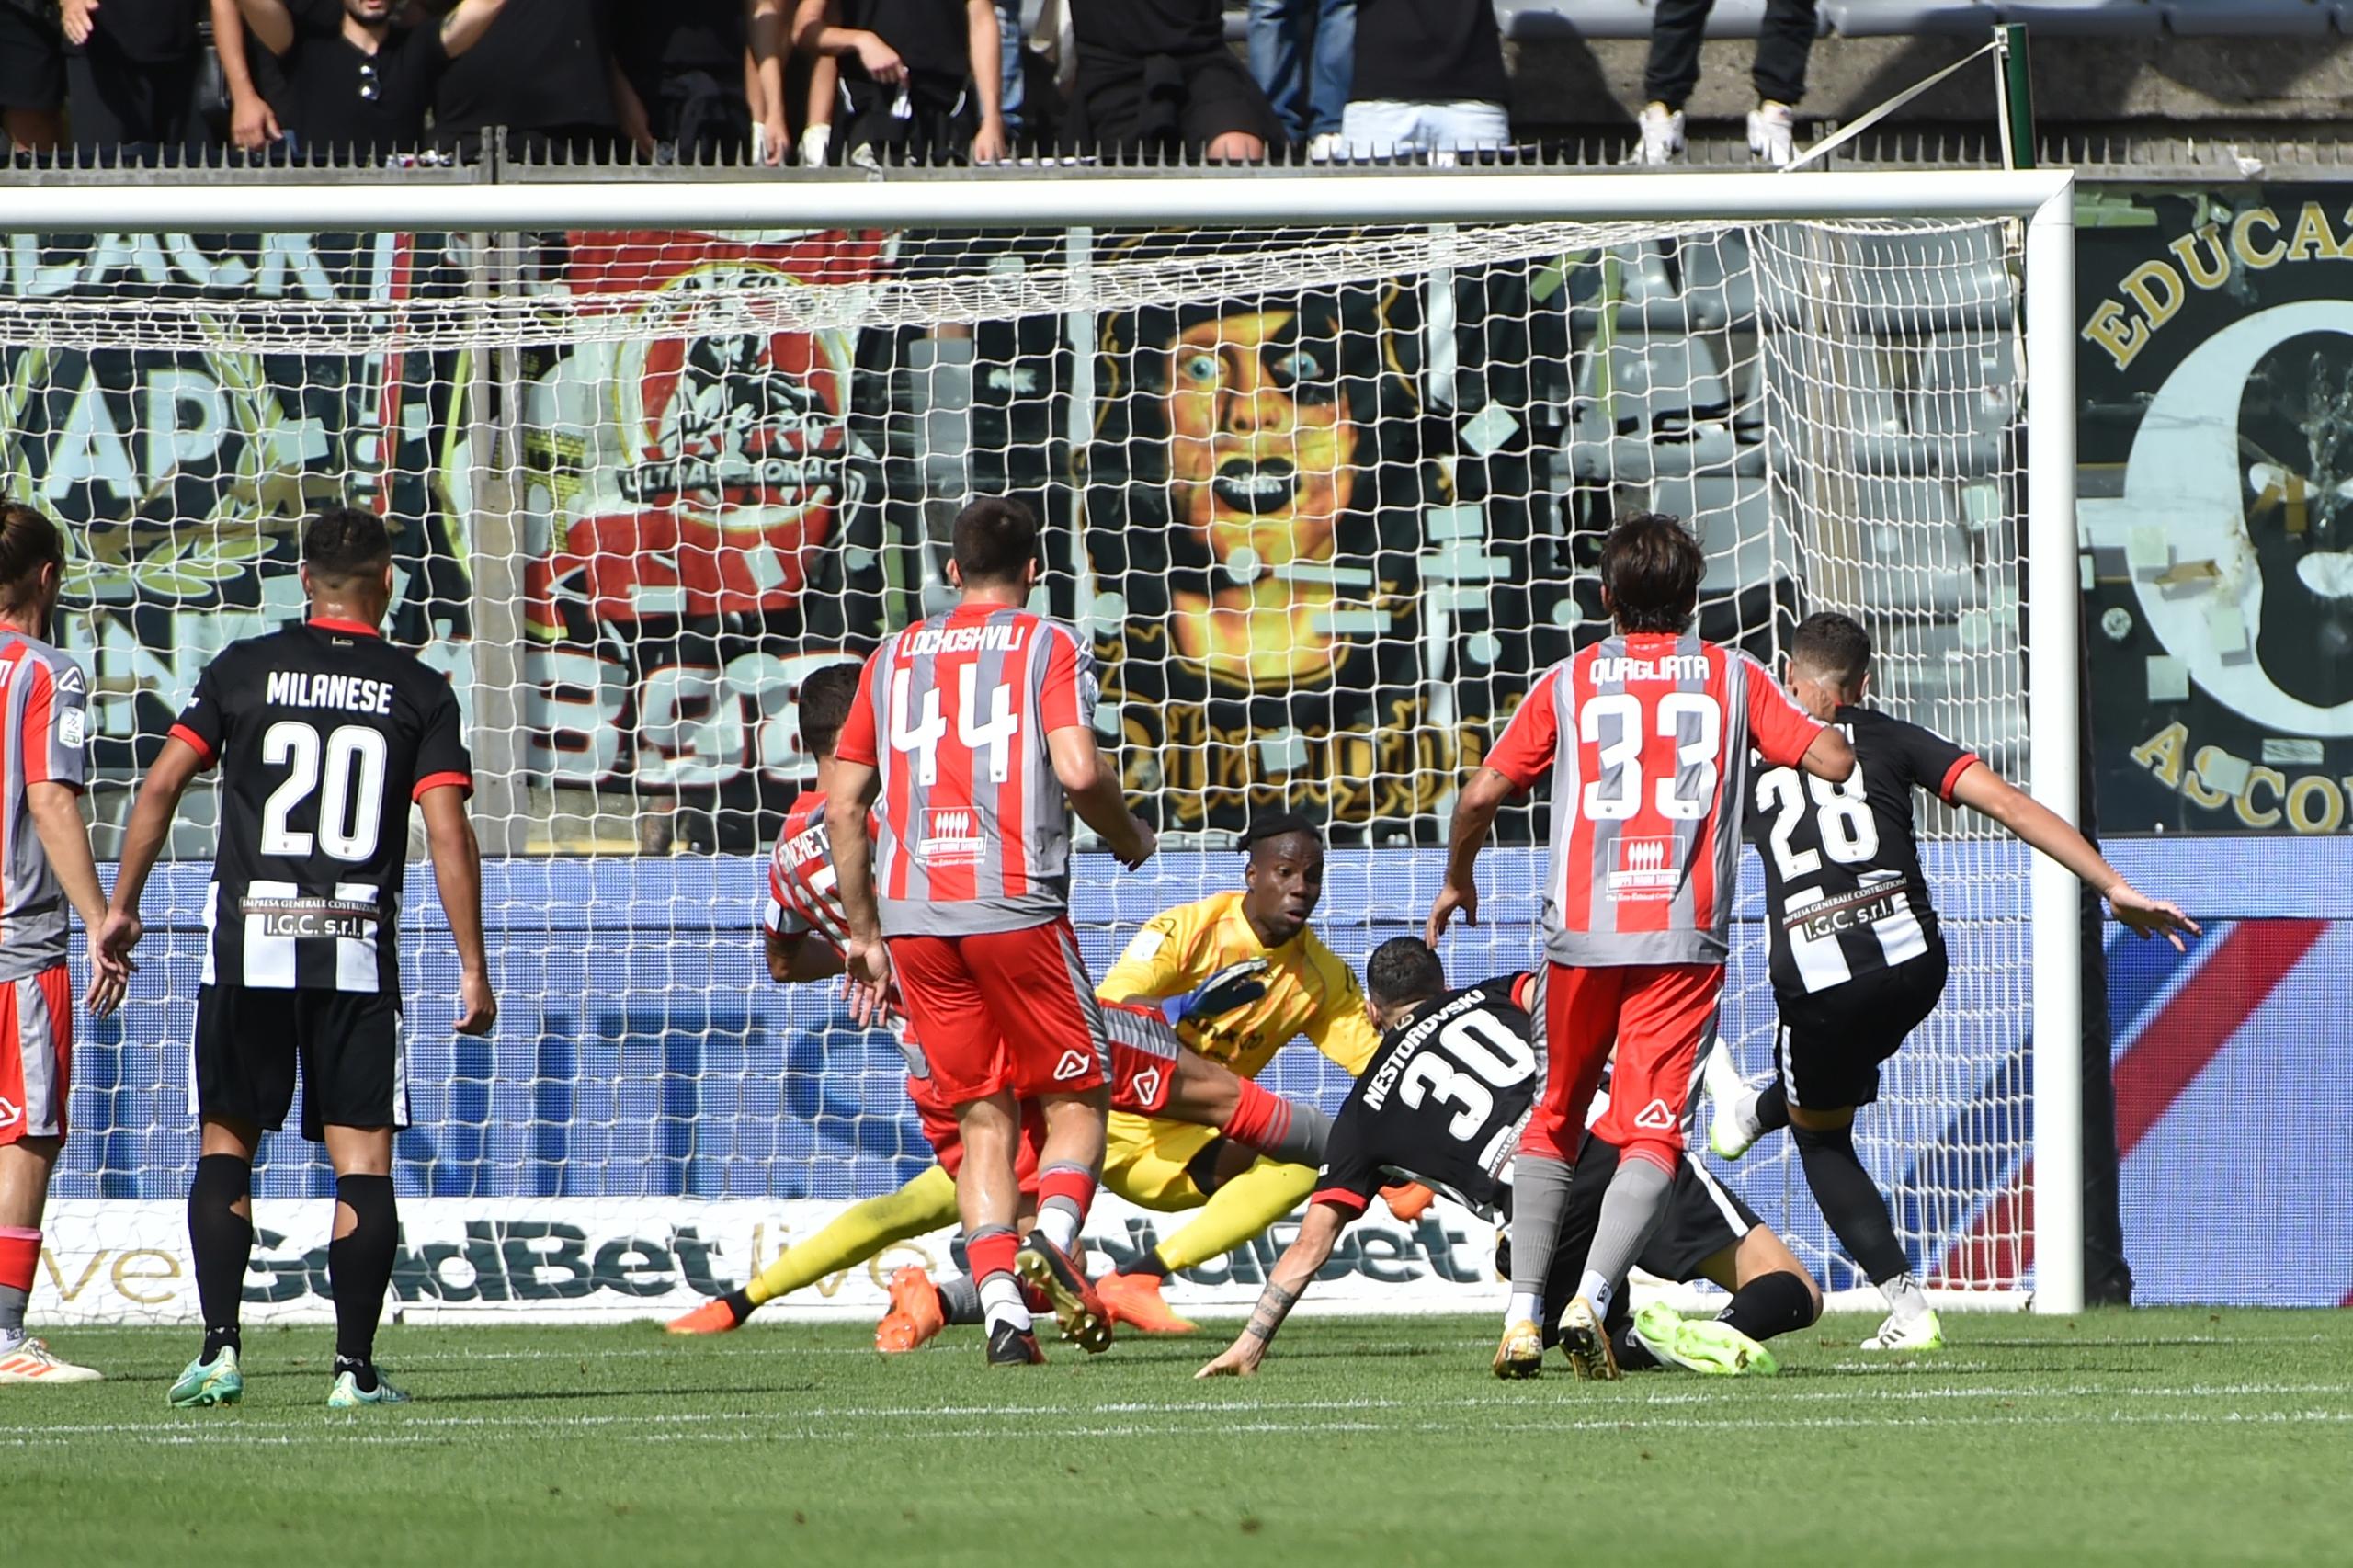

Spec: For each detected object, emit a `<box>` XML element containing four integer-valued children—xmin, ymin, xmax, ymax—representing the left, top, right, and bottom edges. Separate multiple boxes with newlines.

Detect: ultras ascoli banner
<box><xmin>1</xmin><ymin>227</ymin><xmax>1609</xmax><ymax>846</ymax></box>
<box><xmin>2080</xmin><ymin>186</ymin><xmax>2353</xmax><ymax>835</ymax></box>
<box><xmin>34</xmin><ymin>1197</ymin><xmax>1505</xmax><ymax>1324</ymax></box>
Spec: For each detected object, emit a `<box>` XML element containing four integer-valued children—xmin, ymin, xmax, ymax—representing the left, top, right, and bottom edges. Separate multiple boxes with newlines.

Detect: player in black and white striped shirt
<box><xmin>100</xmin><ymin>507</ymin><xmax>496</xmax><ymax>1411</ymax></box>
<box><xmin>1711</xmin><ymin>612</ymin><xmax>2196</xmax><ymax>1351</ymax></box>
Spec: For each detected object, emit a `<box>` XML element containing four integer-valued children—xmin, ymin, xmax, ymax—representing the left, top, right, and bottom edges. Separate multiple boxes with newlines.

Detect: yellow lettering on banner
<box><xmin>2288</xmin><ymin>775</ymin><xmax>2345</xmax><ymax>834</ymax></box>
<box><xmin>2168</xmin><ymin>223</ymin><xmax>2233</xmax><ymax>290</ymax></box>
<box><xmin>2185</xmin><ymin>747</ymin><xmax>2235</xmax><ymax>810</ymax></box>
<box><xmin>867</xmin><ymin>1243</ymin><xmax>940</xmax><ymax>1288</ymax></box>
<box><xmin>40</xmin><ymin>1247</ymin><xmax>108</xmax><ymax>1302</ymax></box>
<box><xmin>110</xmin><ymin>1249</ymin><xmax>179</xmax><ymax>1305</ymax></box>
<box><xmin>2234</xmin><ymin>765</ymin><xmax>2287</xmax><ymax>828</ymax></box>
<box><xmin>2120</xmin><ymin>260</ymin><xmax>2186</xmax><ymax>332</ymax></box>
<box><xmin>2082</xmin><ymin>298</ymin><xmax>2149</xmax><ymax>371</ymax></box>
<box><xmin>2131</xmin><ymin>722</ymin><xmax>2188</xmax><ymax>788</ymax></box>
<box><xmin>2232</xmin><ymin>207</ymin><xmax>2289</xmax><ymax>270</ymax></box>
<box><xmin>813</xmin><ymin>1269</ymin><xmax>848</xmax><ymax>1298</ymax></box>
<box><xmin>2289</xmin><ymin>201</ymin><xmax>2347</xmax><ymax>262</ymax></box>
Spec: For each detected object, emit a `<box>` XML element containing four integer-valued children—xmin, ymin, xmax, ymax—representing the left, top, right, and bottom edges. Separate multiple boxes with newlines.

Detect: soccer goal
<box><xmin>0</xmin><ymin>165</ymin><xmax>2082</xmax><ymax>1323</ymax></box>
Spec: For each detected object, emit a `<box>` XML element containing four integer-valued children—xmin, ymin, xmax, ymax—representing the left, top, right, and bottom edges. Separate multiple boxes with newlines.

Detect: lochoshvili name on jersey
<box><xmin>1588</xmin><ymin>653</ymin><xmax>1711</xmax><ymax>686</ymax></box>
<box><xmin>1784</xmin><ymin>879</ymin><xmax>1909</xmax><ymax>943</ymax></box>
<box><xmin>238</xmin><ymin>894</ymin><xmax>381</xmax><ymax>940</ymax></box>
<box><xmin>265</xmin><ymin>670</ymin><xmax>396</xmax><ymax>716</ymax></box>
<box><xmin>1361</xmin><ymin>985</ymin><xmax>1497</xmax><ymax>1112</ymax></box>
<box><xmin>902</xmin><ymin>620</ymin><xmax>1029</xmax><ymax>658</ymax></box>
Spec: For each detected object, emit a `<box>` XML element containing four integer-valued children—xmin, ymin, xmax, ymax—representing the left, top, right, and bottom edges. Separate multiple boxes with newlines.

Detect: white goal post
<box><xmin>0</xmin><ymin>167</ymin><xmax>2083</xmax><ymax>1320</ymax></box>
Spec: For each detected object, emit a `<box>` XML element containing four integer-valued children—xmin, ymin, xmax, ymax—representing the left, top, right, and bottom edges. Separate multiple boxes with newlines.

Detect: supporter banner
<box><xmin>2079</xmin><ymin>185</ymin><xmax>2353</xmax><ymax>835</ymax></box>
<box><xmin>32</xmin><ymin>1194</ymin><xmax>1504</xmax><ymax>1325</ymax></box>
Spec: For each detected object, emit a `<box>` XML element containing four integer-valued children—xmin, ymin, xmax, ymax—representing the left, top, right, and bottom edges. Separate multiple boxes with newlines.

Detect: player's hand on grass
<box><xmin>1424</xmin><ymin>879</ymin><xmax>1478</xmax><ymax>945</ymax></box>
<box><xmin>2105</xmin><ymin>881</ymin><xmax>2200</xmax><ymax>953</ymax></box>
<box><xmin>455</xmin><ymin>971</ymin><xmax>498</xmax><ymax>1036</ymax></box>
<box><xmin>1197</xmin><ymin>1333</ymin><xmax>1267</xmax><ymax>1376</ymax></box>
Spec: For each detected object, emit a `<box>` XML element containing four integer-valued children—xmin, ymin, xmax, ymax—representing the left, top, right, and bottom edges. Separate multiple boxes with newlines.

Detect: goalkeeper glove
<box><xmin>1165</xmin><ymin>958</ymin><xmax>1271</xmax><ymax>1025</ymax></box>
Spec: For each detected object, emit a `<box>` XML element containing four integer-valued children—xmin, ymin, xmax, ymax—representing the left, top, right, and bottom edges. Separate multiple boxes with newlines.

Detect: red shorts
<box><xmin>1100</xmin><ymin>1000</ymin><xmax>1180</xmax><ymax>1116</ymax></box>
<box><xmin>1520</xmin><ymin>960</ymin><xmax>1723</xmax><ymax>1170</ymax></box>
<box><xmin>911</xmin><ymin>1075</ymin><xmax>1044</xmax><ymax>1191</ymax></box>
<box><xmin>0</xmin><ymin>966</ymin><xmax>73</xmax><ymax>1145</ymax></box>
<box><xmin>887</xmin><ymin>917</ymin><xmax>1108</xmax><ymax>1106</ymax></box>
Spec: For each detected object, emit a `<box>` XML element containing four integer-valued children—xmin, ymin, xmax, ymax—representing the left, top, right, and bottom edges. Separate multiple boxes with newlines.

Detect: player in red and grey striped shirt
<box><xmin>1430</xmin><ymin>513</ymin><xmax>1853</xmax><ymax>1381</ymax></box>
<box><xmin>830</xmin><ymin>497</ymin><xmax>1157</xmax><ymax>1366</ymax></box>
<box><xmin>0</xmin><ymin>506</ymin><xmax>128</xmax><ymax>1386</ymax></box>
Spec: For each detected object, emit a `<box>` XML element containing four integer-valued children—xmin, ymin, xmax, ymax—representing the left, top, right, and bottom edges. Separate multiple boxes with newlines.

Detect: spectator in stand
<box><xmin>428</xmin><ymin>0</ymin><xmax>649</xmax><ymax>160</ymax></box>
<box><xmin>1063</xmin><ymin>0</ymin><xmax>1277</xmax><ymax>162</ymax></box>
<box><xmin>1638</xmin><ymin>0</ymin><xmax>1815</xmax><ymax>168</ymax></box>
<box><xmin>1340</xmin><ymin>0</ymin><xmax>1508</xmax><ymax>162</ymax></box>
<box><xmin>1245</xmin><ymin>0</ymin><xmax>1348</xmax><ymax>158</ymax></box>
<box><xmin>1</xmin><ymin>0</ymin><xmax>68</xmax><ymax>153</ymax></box>
<box><xmin>791</xmin><ymin>0</ymin><xmax>1003</xmax><ymax>165</ymax></box>
<box><xmin>614</xmin><ymin>0</ymin><xmax>765</xmax><ymax>163</ymax></box>
<box><xmin>223</xmin><ymin>0</ymin><xmax>505</xmax><ymax>159</ymax></box>
<box><xmin>58</xmin><ymin>0</ymin><xmax>207</xmax><ymax>160</ymax></box>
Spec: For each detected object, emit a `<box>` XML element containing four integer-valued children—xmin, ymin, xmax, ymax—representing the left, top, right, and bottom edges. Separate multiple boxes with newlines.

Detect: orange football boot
<box><xmin>1096</xmin><ymin>1270</ymin><xmax>1199</xmax><ymax>1335</ymax></box>
<box><xmin>874</xmin><ymin>1267</ymin><xmax>947</xmax><ymax>1354</ymax></box>
<box><xmin>1381</xmin><ymin>1182</ymin><xmax>1436</xmax><ymax>1222</ymax></box>
<box><xmin>665</xmin><ymin>1296</ymin><xmax>748</xmax><ymax>1335</ymax></box>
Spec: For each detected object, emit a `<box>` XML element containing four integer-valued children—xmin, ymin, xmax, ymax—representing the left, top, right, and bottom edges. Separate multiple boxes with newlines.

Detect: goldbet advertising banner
<box><xmin>2080</xmin><ymin>187</ymin><xmax>2353</xmax><ymax>835</ymax></box>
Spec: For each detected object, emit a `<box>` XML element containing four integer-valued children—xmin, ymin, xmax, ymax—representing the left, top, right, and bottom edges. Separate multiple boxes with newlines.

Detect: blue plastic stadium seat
<box><xmin>2166</xmin><ymin>0</ymin><xmax>2328</xmax><ymax>35</ymax></box>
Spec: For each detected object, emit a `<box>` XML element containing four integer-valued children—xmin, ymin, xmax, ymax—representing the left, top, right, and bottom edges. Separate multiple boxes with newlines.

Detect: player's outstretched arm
<box><xmin>1949</xmin><ymin>762</ymin><xmax>2201</xmax><ymax>951</ymax></box>
<box><xmin>1046</xmin><ymin>725</ymin><xmax>1156</xmax><ymax>870</ymax></box>
<box><xmin>1197</xmin><ymin>1202</ymin><xmax>1347</xmax><ymax>1377</ymax></box>
<box><xmin>421</xmin><ymin>786</ymin><xmax>497</xmax><ymax>1035</ymax></box>
<box><xmin>1427</xmin><ymin>765</ymin><xmax>1513</xmax><ymax>944</ymax></box>
<box><xmin>824</xmin><ymin>758</ymin><xmax>892</xmax><ymax>991</ymax></box>
<box><xmin>27</xmin><ymin>782</ymin><xmax>128</xmax><ymax>1017</ymax></box>
<box><xmin>97</xmin><ymin>733</ymin><xmax>209</xmax><ymax>975</ymax></box>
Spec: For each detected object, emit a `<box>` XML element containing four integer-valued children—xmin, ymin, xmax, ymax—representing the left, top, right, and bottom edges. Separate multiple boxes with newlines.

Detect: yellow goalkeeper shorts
<box><xmin>1100</xmin><ymin>1111</ymin><xmax>1220</xmax><ymax>1211</ymax></box>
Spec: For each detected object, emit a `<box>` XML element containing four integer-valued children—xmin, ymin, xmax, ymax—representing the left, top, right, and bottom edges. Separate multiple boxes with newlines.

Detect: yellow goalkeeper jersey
<box><xmin>1097</xmin><ymin>891</ymin><xmax>1381</xmax><ymax>1082</ymax></box>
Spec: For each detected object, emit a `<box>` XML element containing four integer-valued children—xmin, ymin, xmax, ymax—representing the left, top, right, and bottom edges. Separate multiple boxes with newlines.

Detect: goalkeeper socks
<box><xmin>1753</xmin><ymin>1083</ymin><xmax>1791</xmax><ymax>1138</ymax></box>
<box><xmin>188</xmin><ymin>1153</ymin><xmax>253</xmax><ymax>1363</ymax></box>
<box><xmin>745</xmin><ymin>1165</ymin><xmax>959</xmax><ymax>1307</ymax></box>
<box><xmin>0</xmin><ymin>1227</ymin><xmax>37</xmax><ymax>1343</ymax></box>
<box><xmin>1790</xmin><ymin>1120</ymin><xmax>1911</xmax><ymax>1286</ymax></box>
<box><xmin>1717</xmin><ymin>1269</ymin><xmax>1820</xmax><ymax>1343</ymax></box>
<box><xmin>329</xmin><ymin>1175</ymin><xmax>397</xmax><ymax>1376</ymax></box>
<box><xmin>1574</xmin><ymin>1151</ymin><xmax>1677</xmax><ymax>1322</ymax></box>
<box><xmin>1033</xmin><ymin>1164</ymin><xmax>1096</xmax><ymax>1253</ymax></box>
<box><xmin>1221</xmin><ymin>1081</ymin><xmax>1333</xmax><ymax>1165</ymax></box>
<box><xmin>1506</xmin><ymin>1151</ymin><xmax>1576</xmax><ymax>1314</ymax></box>
<box><xmin>964</xmin><ymin>1225</ymin><xmax>1029</xmax><ymax>1333</ymax></box>
<box><xmin>1119</xmin><ymin>1249</ymin><xmax>1172</xmax><ymax>1280</ymax></box>
<box><xmin>1149</xmin><ymin>1156</ymin><xmax>1315</xmax><ymax>1274</ymax></box>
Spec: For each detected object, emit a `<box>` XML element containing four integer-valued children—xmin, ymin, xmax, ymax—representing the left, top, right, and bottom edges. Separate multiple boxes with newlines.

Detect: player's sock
<box><xmin>1220</xmin><ymin>1080</ymin><xmax>1334</xmax><ymax>1165</ymax></box>
<box><xmin>1118</xmin><ymin>1249</ymin><xmax>1172</xmax><ymax>1279</ymax></box>
<box><xmin>1574</xmin><ymin>1152</ymin><xmax>1677</xmax><ymax>1323</ymax></box>
<box><xmin>935</xmin><ymin>1272</ymin><xmax>984</xmax><ymax>1325</ymax></box>
<box><xmin>744</xmin><ymin>1165</ymin><xmax>959</xmax><ymax>1308</ymax></box>
<box><xmin>1716</xmin><ymin>1269</ymin><xmax>1820</xmax><ymax>1343</ymax></box>
<box><xmin>0</xmin><ymin>1227</ymin><xmax>38</xmax><ymax>1346</ymax></box>
<box><xmin>1147</xmin><ymin>1157</ymin><xmax>1316</xmax><ymax>1274</ymax></box>
<box><xmin>328</xmin><ymin>1175</ymin><xmax>397</xmax><ymax>1392</ymax></box>
<box><xmin>188</xmin><ymin>1153</ymin><xmax>253</xmax><ymax>1364</ymax></box>
<box><xmin>1033</xmin><ymin>1163</ymin><xmax>1096</xmax><ymax>1254</ymax></box>
<box><xmin>1790</xmin><ymin>1121</ymin><xmax>1911</xmax><ymax>1287</ymax></box>
<box><xmin>1877</xmin><ymin>1271</ymin><xmax>1930</xmax><ymax>1325</ymax></box>
<box><xmin>965</xmin><ymin>1225</ymin><xmax>1029</xmax><ymax>1334</ymax></box>
<box><xmin>1753</xmin><ymin>1083</ymin><xmax>1791</xmax><ymax>1137</ymax></box>
<box><xmin>1612</xmin><ymin>1322</ymin><xmax>1660</xmax><ymax>1372</ymax></box>
<box><xmin>1506</xmin><ymin>1152</ymin><xmax>1575</xmax><ymax>1323</ymax></box>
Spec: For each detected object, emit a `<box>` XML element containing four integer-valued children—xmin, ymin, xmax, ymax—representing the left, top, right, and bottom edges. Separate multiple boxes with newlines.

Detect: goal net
<box><xmin>0</xmin><ymin>184</ymin><xmax>2048</xmax><ymax>1321</ymax></box>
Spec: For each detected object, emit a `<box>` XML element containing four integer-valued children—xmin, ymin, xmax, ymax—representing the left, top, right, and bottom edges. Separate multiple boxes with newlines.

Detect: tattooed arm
<box><xmin>1196</xmin><ymin>1202</ymin><xmax>1350</xmax><ymax>1378</ymax></box>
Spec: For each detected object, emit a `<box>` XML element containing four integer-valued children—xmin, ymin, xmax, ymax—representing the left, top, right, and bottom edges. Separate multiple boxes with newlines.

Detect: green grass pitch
<box><xmin>3</xmin><ymin>1310</ymin><xmax>2346</xmax><ymax>1567</ymax></box>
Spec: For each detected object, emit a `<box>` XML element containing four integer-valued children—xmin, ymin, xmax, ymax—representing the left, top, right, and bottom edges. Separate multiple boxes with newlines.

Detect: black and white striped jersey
<box><xmin>1746</xmin><ymin>704</ymin><xmax>1976</xmax><ymax>997</ymax></box>
<box><xmin>169</xmin><ymin>618</ymin><xmax>472</xmax><ymax>994</ymax></box>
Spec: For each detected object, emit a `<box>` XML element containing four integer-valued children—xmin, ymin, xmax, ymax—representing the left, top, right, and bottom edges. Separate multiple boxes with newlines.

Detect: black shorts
<box><xmin>0</xmin><ymin>4</ymin><xmax>64</xmax><ymax>113</ymax></box>
<box><xmin>193</xmin><ymin>984</ymin><xmax>409</xmax><ymax>1142</ymax></box>
<box><xmin>1774</xmin><ymin>946</ymin><xmax>1948</xmax><ymax>1111</ymax></box>
<box><xmin>1066</xmin><ymin>48</ymin><xmax>1282</xmax><ymax>154</ymax></box>
<box><xmin>1535</xmin><ymin>1133</ymin><xmax>1764</xmax><ymax>1330</ymax></box>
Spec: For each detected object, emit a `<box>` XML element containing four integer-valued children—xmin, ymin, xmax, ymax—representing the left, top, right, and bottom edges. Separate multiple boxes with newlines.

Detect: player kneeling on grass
<box><xmin>0</xmin><ymin>506</ymin><xmax>131</xmax><ymax>1386</ymax></box>
<box><xmin>99</xmin><ymin>507</ymin><xmax>497</xmax><ymax>1410</ymax></box>
<box><xmin>1700</xmin><ymin>611</ymin><xmax>2198</xmax><ymax>1353</ymax></box>
<box><xmin>1197</xmin><ymin>939</ymin><xmax>1820</xmax><ymax>1380</ymax></box>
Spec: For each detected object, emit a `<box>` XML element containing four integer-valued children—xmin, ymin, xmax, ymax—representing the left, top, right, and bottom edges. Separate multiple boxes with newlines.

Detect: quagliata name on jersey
<box><xmin>1586</xmin><ymin>653</ymin><xmax>1714</xmax><ymax>686</ymax></box>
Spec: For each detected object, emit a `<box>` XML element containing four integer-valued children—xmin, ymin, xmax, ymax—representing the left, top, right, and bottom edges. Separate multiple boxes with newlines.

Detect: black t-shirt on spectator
<box><xmin>87</xmin><ymin>0</ymin><xmax>200</xmax><ymax>62</ymax></box>
<box><xmin>268</xmin><ymin>19</ymin><xmax>449</xmax><ymax>154</ymax></box>
<box><xmin>433</xmin><ymin>0</ymin><xmax>619</xmax><ymax>135</ymax></box>
<box><xmin>1069</xmin><ymin>0</ymin><xmax>1222</xmax><ymax>63</ymax></box>
<box><xmin>614</xmin><ymin>0</ymin><xmax>742</xmax><ymax>88</ymax></box>
<box><xmin>1350</xmin><ymin>0</ymin><xmax>1508</xmax><ymax>106</ymax></box>
<box><xmin>839</xmin><ymin>0</ymin><xmax>969</xmax><ymax>88</ymax></box>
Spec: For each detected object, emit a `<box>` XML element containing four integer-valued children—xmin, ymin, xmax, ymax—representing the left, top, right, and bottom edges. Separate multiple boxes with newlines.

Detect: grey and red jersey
<box><xmin>765</xmin><ymin>790</ymin><xmax>853</xmax><ymax>949</ymax></box>
<box><xmin>835</xmin><ymin>604</ymin><xmax>1098</xmax><ymax>938</ymax></box>
<box><xmin>1485</xmin><ymin>631</ymin><xmax>1824</xmax><ymax>968</ymax></box>
<box><xmin>0</xmin><ymin>633</ymin><xmax>88</xmax><ymax>983</ymax></box>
